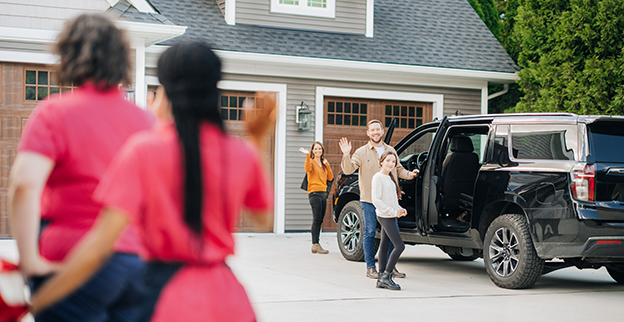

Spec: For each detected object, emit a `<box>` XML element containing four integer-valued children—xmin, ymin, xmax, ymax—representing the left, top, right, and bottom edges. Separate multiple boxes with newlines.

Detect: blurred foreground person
<box><xmin>29</xmin><ymin>41</ymin><xmax>275</xmax><ymax>322</ymax></box>
<box><xmin>8</xmin><ymin>13</ymin><xmax>155</xmax><ymax>322</ymax></box>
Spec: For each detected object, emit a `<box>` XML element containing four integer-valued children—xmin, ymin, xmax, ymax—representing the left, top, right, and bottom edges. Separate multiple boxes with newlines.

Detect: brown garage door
<box><xmin>220</xmin><ymin>90</ymin><xmax>276</xmax><ymax>232</ymax></box>
<box><xmin>322</xmin><ymin>96</ymin><xmax>433</xmax><ymax>231</ymax></box>
<box><xmin>0</xmin><ymin>64</ymin><xmax>76</xmax><ymax>237</ymax></box>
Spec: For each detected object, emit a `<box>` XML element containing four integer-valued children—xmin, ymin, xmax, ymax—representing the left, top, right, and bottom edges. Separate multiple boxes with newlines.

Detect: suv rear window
<box><xmin>510</xmin><ymin>124</ymin><xmax>578</xmax><ymax>161</ymax></box>
<box><xmin>588</xmin><ymin>120</ymin><xmax>624</xmax><ymax>162</ymax></box>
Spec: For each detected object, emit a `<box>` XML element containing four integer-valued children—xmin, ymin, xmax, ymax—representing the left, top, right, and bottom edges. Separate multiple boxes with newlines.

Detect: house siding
<box><xmin>215</xmin><ymin>0</ymin><xmax>226</xmax><ymax>15</ymax></box>
<box><xmin>0</xmin><ymin>0</ymin><xmax>109</xmax><ymax>30</ymax></box>
<box><xmin>235</xmin><ymin>0</ymin><xmax>366</xmax><ymax>35</ymax></box>
<box><xmin>222</xmin><ymin>73</ymin><xmax>481</xmax><ymax>231</ymax></box>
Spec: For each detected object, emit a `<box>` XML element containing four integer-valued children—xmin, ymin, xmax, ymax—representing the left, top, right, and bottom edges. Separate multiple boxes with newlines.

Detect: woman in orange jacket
<box><xmin>300</xmin><ymin>142</ymin><xmax>333</xmax><ymax>254</ymax></box>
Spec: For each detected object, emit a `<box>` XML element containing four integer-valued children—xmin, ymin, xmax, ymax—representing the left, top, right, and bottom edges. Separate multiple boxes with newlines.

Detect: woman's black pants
<box><xmin>308</xmin><ymin>191</ymin><xmax>328</xmax><ymax>244</ymax></box>
<box><xmin>378</xmin><ymin>216</ymin><xmax>405</xmax><ymax>274</ymax></box>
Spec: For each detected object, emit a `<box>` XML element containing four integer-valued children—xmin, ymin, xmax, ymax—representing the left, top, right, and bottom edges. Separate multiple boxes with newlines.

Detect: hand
<box><xmin>408</xmin><ymin>169</ymin><xmax>420</xmax><ymax>179</ymax></box>
<box><xmin>397</xmin><ymin>209</ymin><xmax>407</xmax><ymax>218</ymax></box>
<box><xmin>246</xmin><ymin>92</ymin><xmax>277</xmax><ymax>149</ymax></box>
<box><xmin>339</xmin><ymin>137</ymin><xmax>352</xmax><ymax>156</ymax></box>
<box><xmin>20</xmin><ymin>256</ymin><xmax>61</xmax><ymax>278</ymax></box>
<box><xmin>299</xmin><ymin>147</ymin><xmax>309</xmax><ymax>155</ymax></box>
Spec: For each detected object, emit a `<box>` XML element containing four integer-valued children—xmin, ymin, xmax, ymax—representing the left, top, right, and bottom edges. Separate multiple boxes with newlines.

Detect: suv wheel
<box><xmin>606</xmin><ymin>265</ymin><xmax>624</xmax><ymax>284</ymax></box>
<box><xmin>484</xmin><ymin>214</ymin><xmax>545</xmax><ymax>289</ymax></box>
<box><xmin>337</xmin><ymin>201</ymin><xmax>365</xmax><ymax>261</ymax></box>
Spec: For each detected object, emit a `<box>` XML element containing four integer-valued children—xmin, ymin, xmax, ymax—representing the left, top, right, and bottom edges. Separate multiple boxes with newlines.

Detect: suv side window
<box><xmin>398</xmin><ymin>130</ymin><xmax>435</xmax><ymax>160</ymax></box>
<box><xmin>510</xmin><ymin>124</ymin><xmax>578</xmax><ymax>161</ymax></box>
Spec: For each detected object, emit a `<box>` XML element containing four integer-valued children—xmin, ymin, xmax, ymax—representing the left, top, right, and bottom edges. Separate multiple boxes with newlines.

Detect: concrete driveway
<box><xmin>229</xmin><ymin>233</ymin><xmax>624</xmax><ymax>322</ymax></box>
<box><xmin>2</xmin><ymin>233</ymin><xmax>624</xmax><ymax>322</ymax></box>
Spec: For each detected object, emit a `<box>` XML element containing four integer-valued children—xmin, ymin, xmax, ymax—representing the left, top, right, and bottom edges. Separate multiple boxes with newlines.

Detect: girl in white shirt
<box><xmin>371</xmin><ymin>151</ymin><xmax>412</xmax><ymax>290</ymax></box>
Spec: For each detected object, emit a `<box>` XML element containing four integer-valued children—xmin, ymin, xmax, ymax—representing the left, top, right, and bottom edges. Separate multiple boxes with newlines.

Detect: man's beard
<box><xmin>370</xmin><ymin>136</ymin><xmax>382</xmax><ymax>144</ymax></box>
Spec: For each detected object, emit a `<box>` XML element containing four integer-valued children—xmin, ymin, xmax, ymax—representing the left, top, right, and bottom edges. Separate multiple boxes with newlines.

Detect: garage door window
<box><xmin>384</xmin><ymin>103</ymin><xmax>424</xmax><ymax>129</ymax></box>
<box><xmin>25</xmin><ymin>69</ymin><xmax>74</xmax><ymax>101</ymax></box>
<box><xmin>326</xmin><ymin>99</ymin><xmax>367</xmax><ymax>126</ymax></box>
<box><xmin>220</xmin><ymin>92</ymin><xmax>254</xmax><ymax>121</ymax></box>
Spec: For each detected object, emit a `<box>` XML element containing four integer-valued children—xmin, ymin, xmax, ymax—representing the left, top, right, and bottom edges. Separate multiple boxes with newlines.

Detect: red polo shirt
<box><xmin>18</xmin><ymin>83</ymin><xmax>155</xmax><ymax>261</ymax></box>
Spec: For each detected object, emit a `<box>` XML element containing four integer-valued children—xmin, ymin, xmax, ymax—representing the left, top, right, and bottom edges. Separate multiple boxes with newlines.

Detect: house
<box><xmin>0</xmin><ymin>0</ymin><xmax>518</xmax><ymax>236</ymax></box>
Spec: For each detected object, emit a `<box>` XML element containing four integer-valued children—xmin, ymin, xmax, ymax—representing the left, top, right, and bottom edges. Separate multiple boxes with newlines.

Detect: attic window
<box><xmin>271</xmin><ymin>0</ymin><xmax>335</xmax><ymax>18</ymax></box>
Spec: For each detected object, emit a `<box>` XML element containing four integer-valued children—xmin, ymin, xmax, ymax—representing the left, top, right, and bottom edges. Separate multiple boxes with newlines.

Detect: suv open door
<box><xmin>421</xmin><ymin>116</ymin><xmax>449</xmax><ymax>231</ymax></box>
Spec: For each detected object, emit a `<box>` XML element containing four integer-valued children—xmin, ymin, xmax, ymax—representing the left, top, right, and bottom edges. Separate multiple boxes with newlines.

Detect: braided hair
<box><xmin>157</xmin><ymin>41</ymin><xmax>223</xmax><ymax>235</ymax></box>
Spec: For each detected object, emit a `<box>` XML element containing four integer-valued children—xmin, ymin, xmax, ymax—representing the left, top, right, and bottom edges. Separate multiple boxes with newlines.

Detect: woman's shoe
<box><xmin>312</xmin><ymin>243</ymin><xmax>329</xmax><ymax>254</ymax></box>
<box><xmin>376</xmin><ymin>272</ymin><xmax>401</xmax><ymax>290</ymax></box>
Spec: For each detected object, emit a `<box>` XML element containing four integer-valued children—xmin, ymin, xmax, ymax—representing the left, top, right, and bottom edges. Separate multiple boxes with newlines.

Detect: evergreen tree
<box><xmin>468</xmin><ymin>0</ymin><xmax>502</xmax><ymax>40</ymax></box>
<box><xmin>513</xmin><ymin>0</ymin><xmax>624</xmax><ymax>114</ymax></box>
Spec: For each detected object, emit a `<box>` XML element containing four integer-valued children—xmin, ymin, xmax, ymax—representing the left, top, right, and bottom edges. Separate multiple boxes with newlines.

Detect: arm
<box><xmin>396</xmin><ymin>162</ymin><xmax>419</xmax><ymax>180</ymax></box>
<box><xmin>8</xmin><ymin>152</ymin><xmax>59</xmax><ymax>277</ymax></box>
<box><xmin>371</xmin><ymin>176</ymin><xmax>399</xmax><ymax>218</ymax></box>
<box><xmin>340</xmin><ymin>140</ymin><xmax>361</xmax><ymax>175</ymax></box>
<box><xmin>326</xmin><ymin>161</ymin><xmax>334</xmax><ymax>181</ymax></box>
<box><xmin>29</xmin><ymin>208</ymin><xmax>129</xmax><ymax>315</ymax></box>
<box><xmin>304</xmin><ymin>153</ymin><xmax>313</xmax><ymax>173</ymax></box>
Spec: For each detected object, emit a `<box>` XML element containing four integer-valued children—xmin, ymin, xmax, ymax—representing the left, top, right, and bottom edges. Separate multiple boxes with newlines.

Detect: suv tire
<box><xmin>337</xmin><ymin>201</ymin><xmax>365</xmax><ymax>261</ymax></box>
<box><xmin>606</xmin><ymin>265</ymin><xmax>624</xmax><ymax>284</ymax></box>
<box><xmin>484</xmin><ymin>214</ymin><xmax>544</xmax><ymax>289</ymax></box>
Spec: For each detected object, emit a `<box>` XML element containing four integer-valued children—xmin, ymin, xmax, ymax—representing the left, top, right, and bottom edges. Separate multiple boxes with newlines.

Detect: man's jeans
<box><xmin>361</xmin><ymin>201</ymin><xmax>396</xmax><ymax>269</ymax></box>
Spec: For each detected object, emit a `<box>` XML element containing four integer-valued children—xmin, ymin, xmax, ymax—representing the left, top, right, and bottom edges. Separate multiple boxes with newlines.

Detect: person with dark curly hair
<box><xmin>27</xmin><ymin>40</ymin><xmax>275</xmax><ymax>322</ymax></box>
<box><xmin>8</xmin><ymin>13</ymin><xmax>155</xmax><ymax>322</ymax></box>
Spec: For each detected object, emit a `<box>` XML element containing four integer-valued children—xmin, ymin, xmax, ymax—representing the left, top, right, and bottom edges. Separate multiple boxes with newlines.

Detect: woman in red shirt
<box><xmin>28</xmin><ymin>41</ymin><xmax>274</xmax><ymax>322</ymax></box>
<box><xmin>299</xmin><ymin>142</ymin><xmax>333</xmax><ymax>254</ymax></box>
<box><xmin>9</xmin><ymin>14</ymin><xmax>154</xmax><ymax>322</ymax></box>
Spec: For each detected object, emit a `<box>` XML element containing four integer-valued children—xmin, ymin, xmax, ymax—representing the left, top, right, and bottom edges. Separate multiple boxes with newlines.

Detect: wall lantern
<box><xmin>296</xmin><ymin>101</ymin><xmax>312</xmax><ymax>131</ymax></box>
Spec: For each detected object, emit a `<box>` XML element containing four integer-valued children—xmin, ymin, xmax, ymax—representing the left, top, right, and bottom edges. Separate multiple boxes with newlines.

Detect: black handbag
<box><xmin>301</xmin><ymin>173</ymin><xmax>334</xmax><ymax>194</ymax></box>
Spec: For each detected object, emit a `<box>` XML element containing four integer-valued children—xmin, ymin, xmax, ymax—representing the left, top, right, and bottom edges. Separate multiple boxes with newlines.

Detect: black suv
<box><xmin>333</xmin><ymin>113</ymin><xmax>624</xmax><ymax>289</ymax></box>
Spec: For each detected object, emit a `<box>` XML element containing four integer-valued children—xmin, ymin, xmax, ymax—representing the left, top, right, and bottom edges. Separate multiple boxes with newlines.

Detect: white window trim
<box><xmin>270</xmin><ymin>0</ymin><xmax>336</xmax><ymax>18</ymax></box>
<box><xmin>314</xmin><ymin>87</ymin><xmax>444</xmax><ymax>142</ymax></box>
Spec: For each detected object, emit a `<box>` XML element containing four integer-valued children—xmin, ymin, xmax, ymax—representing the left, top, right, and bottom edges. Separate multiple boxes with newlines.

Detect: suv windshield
<box><xmin>589</xmin><ymin>120</ymin><xmax>624</xmax><ymax>163</ymax></box>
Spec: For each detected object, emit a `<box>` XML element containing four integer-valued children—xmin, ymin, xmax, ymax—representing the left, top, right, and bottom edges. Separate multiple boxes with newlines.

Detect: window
<box><xmin>384</xmin><ymin>103</ymin><xmax>425</xmax><ymax>130</ymax></box>
<box><xmin>220</xmin><ymin>92</ymin><xmax>254</xmax><ymax>121</ymax></box>
<box><xmin>510</xmin><ymin>125</ymin><xmax>578</xmax><ymax>161</ymax></box>
<box><xmin>24</xmin><ymin>69</ymin><xmax>74</xmax><ymax>102</ymax></box>
<box><xmin>326</xmin><ymin>99</ymin><xmax>367</xmax><ymax>127</ymax></box>
<box><xmin>271</xmin><ymin>0</ymin><xmax>335</xmax><ymax>18</ymax></box>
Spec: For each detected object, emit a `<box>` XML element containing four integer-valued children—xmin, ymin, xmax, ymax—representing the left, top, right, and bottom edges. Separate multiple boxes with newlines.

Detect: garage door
<box><xmin>322</xmin><ymin>96</ymin><xmax>433</xmax><ymax>231</ymax></box>
<box><xmin>220</xmin><ymin>90</ymin><xmax>276</xmax><ymax>232</ymax></box>
<box><xmin>0</xmin><ymin>64</ymin><xmax>76</xmax><ymax>237</ymax></box>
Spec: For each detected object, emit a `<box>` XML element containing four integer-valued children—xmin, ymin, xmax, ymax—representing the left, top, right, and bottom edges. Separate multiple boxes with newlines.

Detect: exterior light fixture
<box><xmin>296</xmin><ymin>101</ymin><xmax>312</xmax><ymax>131</ymax></box>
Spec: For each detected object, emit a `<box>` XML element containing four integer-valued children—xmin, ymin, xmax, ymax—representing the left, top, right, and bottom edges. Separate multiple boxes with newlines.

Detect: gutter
<box><xmin>488</xmin><ymin>83</ymin><xmax>509</xmax><ymax>100</ymax></box>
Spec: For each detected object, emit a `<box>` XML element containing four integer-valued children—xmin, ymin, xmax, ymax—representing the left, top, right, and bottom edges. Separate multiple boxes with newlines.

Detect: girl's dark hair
<box><xmin>379</xmin><ymin>151</ymin><xmax>402</xmax><ymax>200</ymax></box>
<box><xmin>53</xmin><ymin>13</ymin><xmax>130</xmax><ymax>90</ymax></box>
<box><xmin>309</xmin><ymin>141</ymin><xmax>328</xmax><ymax>171</ymax></box>
<box><xmin>157</xmin><ymin>41</ymin><xmax>224</xmax><ymax>235</ymax></box>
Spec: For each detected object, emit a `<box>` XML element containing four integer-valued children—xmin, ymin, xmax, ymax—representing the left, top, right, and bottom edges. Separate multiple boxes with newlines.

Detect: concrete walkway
<box><xmin>2</xmin><ymin>233</ymin><xmax>624</xmax><ymax>321</ymax></box>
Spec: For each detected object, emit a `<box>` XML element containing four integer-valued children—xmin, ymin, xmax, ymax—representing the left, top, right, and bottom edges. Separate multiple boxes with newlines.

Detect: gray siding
<box><xmin>0</xmin><ymin>41</ymin><xmax>48</xmax><ymax>54</ymax></box>
<box><xmin>222</xmin><ymin>73</ymin><xmax>481</xmax><ymax>231</ymax></box>
<box><xmin>236</xmin><ymin>0</ymin><xmax>366</xmax><ymax>35</ymax></box>
<box><xmin>0</xmin><ymin>0</ymin><xmax>109</xmax><ymax>30</ymax></box>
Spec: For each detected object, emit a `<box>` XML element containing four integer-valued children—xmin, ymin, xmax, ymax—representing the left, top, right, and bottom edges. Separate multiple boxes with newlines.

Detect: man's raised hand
<box><xmin>339</xmin><ymin>137</ymin><xmax>352</xmax><ymax>156</ymax></box>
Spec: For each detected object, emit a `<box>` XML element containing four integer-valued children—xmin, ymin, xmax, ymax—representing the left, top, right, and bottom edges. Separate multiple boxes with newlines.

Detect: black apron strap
<box><xmin>136</xmin><ymin>261</ymin><xmax>183</xmax><ymax>322</ymax></box>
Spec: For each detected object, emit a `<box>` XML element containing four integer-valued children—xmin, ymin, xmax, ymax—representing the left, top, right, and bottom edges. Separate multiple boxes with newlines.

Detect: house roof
<box><xmin>108</xmin><ymin>0</ymin><xmax>175</xmax><ymax>25</ymax></box>
<box><xmin>122</xmin><ymin>0</ymin><xmax>519</xmax><ymax>74</ymax></box>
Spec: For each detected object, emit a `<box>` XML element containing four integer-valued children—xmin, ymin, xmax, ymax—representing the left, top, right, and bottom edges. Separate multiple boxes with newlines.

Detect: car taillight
<box><xmin>571</xmin><ymin>164</ymin><xmax>595</xmax><ymax>202</ymax></box>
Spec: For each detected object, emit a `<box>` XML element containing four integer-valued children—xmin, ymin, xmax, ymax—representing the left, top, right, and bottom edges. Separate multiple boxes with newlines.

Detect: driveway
<box><xmin>229</xmin><ymin>233</ymin><xmax>624</xmax><ymax>322</ymax></box>
<box><xmin>2</xmin><ymin>234</ymin><xmax>623</xmax><ymax>322</ymax></box>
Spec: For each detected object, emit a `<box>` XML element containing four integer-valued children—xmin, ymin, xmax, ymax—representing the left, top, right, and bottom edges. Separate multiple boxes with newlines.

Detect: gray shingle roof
<box><xmin>127</xmin><ymin>0</ymin><xmax>518</xmax><ymax>73</ymax></box>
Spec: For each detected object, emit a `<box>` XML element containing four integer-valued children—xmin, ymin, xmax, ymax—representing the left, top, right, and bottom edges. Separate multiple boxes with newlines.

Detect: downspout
<box><xmin>487</xmin><ymin>84</ymin><xmax>509</xmax><ymax>100</ymax></box>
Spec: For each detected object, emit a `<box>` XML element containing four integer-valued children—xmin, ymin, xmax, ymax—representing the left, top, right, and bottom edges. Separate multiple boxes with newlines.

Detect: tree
<box><xmin>468</xmin><ymin>0</ymin><xmax>502</xmax><ymax>40</ymax></box>
<box><xmin>512</xmin><ymin>0</ymin><xmax>624</xmax><ymax>114</ymax></box>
